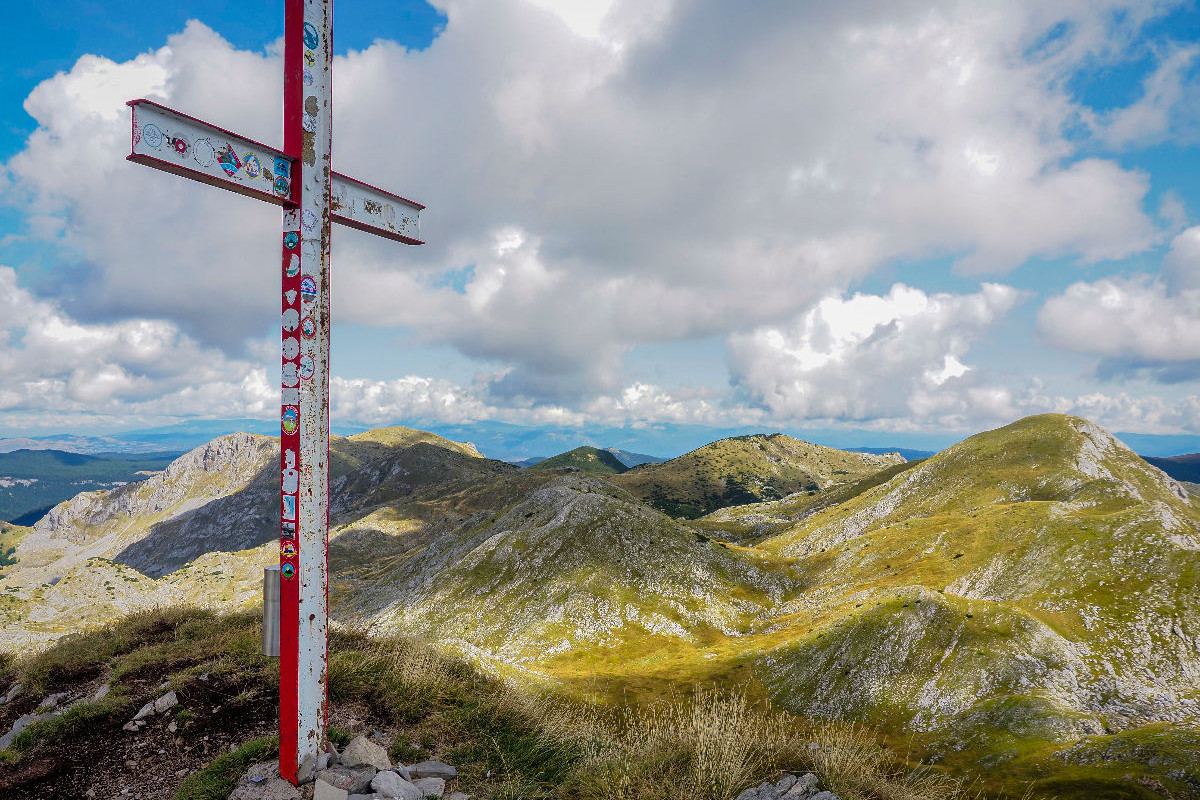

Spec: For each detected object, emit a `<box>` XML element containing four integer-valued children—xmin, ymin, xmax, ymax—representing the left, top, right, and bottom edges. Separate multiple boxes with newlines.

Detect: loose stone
<box><xmin>412</xmin><ymin>776</ymin><xmax>445</xmax><ymax>797</ymax></box>
<box><xmin>370</xmin><ymin>770</ymin><xmax>422</xmax><ymax>799</ymax></box>
<box><xmin>407</xmin><ymin>760</ymin><xmax>457</xmax><ymax>780</ymax></box>
<box><xmin>341</xmin><ymin>736</ymin><xmax>393</xmax><ymax>772</ymax></box>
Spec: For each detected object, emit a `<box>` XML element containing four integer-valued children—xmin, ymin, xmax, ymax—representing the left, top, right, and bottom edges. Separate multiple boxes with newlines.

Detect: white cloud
<box><xmin>0</xmin><ymin>265</ymin><xmax>272</xmax><ymax>420</ymax></box>
<box><xmin>1</xmin><ymin>0</ymin><xmax>1195</xmax><ymax>433</ymax></box>
<box><xmin>727</xmin><ymin>283</ymin><xmax>1023</xmax><ymax>424</ymax></box>
<box><xmin>1038</xmin><ymin>226</ymin><xmax>1200</xmax><ymax>379</ymax></box>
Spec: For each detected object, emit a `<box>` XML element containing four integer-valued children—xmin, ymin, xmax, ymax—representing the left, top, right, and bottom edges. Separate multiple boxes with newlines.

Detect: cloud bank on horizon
<box><xmin>1</xmin><ymin>0</ymin><xmax>1198</xmax><ymax>438</ymax></box>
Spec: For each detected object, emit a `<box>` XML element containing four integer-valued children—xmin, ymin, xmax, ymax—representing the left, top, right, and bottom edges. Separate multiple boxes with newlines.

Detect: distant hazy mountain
<box><xmin>1144</xmin><ymin>453</ymin><xmax>1200</xmax><ymax>484</ymax></box>
<box><xmin>606</xmin><ymin>448</ymin><xmax>667</xmax><ymax>467</ymax></box>
<box><xmin>0</xmin><ymin>449</ymin><xmax>179</xmax><ymax>526</ymax></box>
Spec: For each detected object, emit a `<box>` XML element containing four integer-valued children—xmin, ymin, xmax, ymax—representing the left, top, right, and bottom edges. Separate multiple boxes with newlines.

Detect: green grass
<box><xmin>173</xmin><ymin>735</ymin><xmax>279</xmax><ymax>800</ymax></box>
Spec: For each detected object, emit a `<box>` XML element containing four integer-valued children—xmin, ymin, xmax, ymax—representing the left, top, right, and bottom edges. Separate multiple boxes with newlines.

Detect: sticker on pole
<box><xmin>281</xmin><ymin>406</ymin><xmax>299</xmax><ymax>434</ymax></box>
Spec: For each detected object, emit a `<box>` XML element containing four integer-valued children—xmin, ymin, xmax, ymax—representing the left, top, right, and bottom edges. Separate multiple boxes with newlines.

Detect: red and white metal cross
<box><xmin>124</xmin><ymin>0</ymin><xmax>424</xmax><ymax>785</ymax></box>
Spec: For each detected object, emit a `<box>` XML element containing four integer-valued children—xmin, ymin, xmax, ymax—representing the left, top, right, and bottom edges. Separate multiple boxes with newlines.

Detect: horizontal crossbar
<box><xmin>127</xmin><ymin>99</ymin><xmax>424</xmax><ymax>245</ymax></box>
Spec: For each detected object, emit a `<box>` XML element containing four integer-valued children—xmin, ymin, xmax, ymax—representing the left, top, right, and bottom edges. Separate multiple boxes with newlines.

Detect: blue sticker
<box><xmin>284</xmin><ymin>232</ymin><xmax>299</xmax><ymax>250</ymax></box>
<box><xmin>274</xmin><ymin>157</ymin><xmax>290</xmax><ymax>179</ymax></box>
<box><xmin>303</xmin><ymin>22</ymin><xmax>319</xmax><ymax>50</ymax></box>
<box><xmin>243</xmin><ymin>153</ymin><xmax>262</xmax><ymax>178</ymax></box>
<box><xmin>142</xmin><ymin>124</ymin><xmax>163</xmax><ymax>149</ymax></box>
<box><xmin>281</xmin><ymin>563</ymin><xmax>295</xmax><ymax>579</ymax></box>
<box><xmin>300</xmin><ymin>276</ymin><xmax>317</xmax><ymax>302</ymax></box>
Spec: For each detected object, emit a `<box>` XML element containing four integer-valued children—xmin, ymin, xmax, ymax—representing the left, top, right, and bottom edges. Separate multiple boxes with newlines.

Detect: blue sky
<box><xmin>1</xmin><ymin>0</ymin><xmax>1199</xmax><ymax>457</ymax></box>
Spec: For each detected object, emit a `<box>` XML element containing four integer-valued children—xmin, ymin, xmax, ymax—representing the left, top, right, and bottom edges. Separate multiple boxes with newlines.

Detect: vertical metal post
<box><xmin>280</xmin><ymin>0</ymin><xmax>333</xmax><ymax>784</ymax></box>
<box><xmin>263</xmin><ymin>566</ymin><xmax>281</xmax><ymax>657</ymax></box>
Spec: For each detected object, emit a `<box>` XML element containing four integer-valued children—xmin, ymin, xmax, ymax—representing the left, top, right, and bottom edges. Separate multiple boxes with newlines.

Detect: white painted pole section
<box><xmin>293</xmin><ymin>0</ymin><xmax>334</xmax><ymax>784</ymax></box>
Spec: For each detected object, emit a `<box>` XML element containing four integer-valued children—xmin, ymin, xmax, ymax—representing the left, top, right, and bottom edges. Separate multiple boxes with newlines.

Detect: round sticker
<box><xmin>281</xmin><ymin>541</ymin><xmax>296</xmax><ymax>558</ymax></box>
<box><xmin>282</xmin><ymin>362</ymin><xmax>299</xmax><ymax>387</ymax></box>
<box><xmin>282</xmin><ymin>337</ymin><xmax>300</xmax><ymax>360</ymax></box>
<box><xmin>300</xmin><ymin>276</ymin><xmax>317</xmax><ymax>301</ymax></box>
<box><xmin>243</xmin><ymin>153</ymin><xmax>262</xmax><ymax>178</ymax></box>
<box><xmin>193</xmin><ymin>138</ymin><xmax>216</xmax><ymax>167</ymax></box>
<box><xmin>303</xmin><ymin>22</ymin><xmax>319</xmax><ymax>49</ymax></box>
<box><xmin>281</xmin><ymin>563</ymin><xmax>295</xmax><ymax>579</ymax></box>
<box><xmin>281</xmin><ymin>406</ymin><xmax>299</xmax><ymax>434</ymax></box>
<box><xmin>274</xmin><ymin>176</ymin><xmax>290</xmax><ymax>197</ymax></box>
<box><xmin>301</xmin><ymin>209</ymin><xmax>317</xmax><ymax>234</ymax></box>
<box><xmin>304</xmin><ymin>50</ymin><xmax>316</xmax><ymax>67</ymax></box>
<box><xmin>303</xmin><ymin>69</ymin><xmax>313</xmax><ymax>86</ymax></box>
<box><xmin>283</xmin><ymin>231</ymin><xmax>299</xmax><ymax>249</ymax></box>
<box><xmin>142</xmin><ymin>124</ymin><xmax>163</xmax><ymax>149</ymax></box>
<box><xmin>282</xmin><ymin>308</ymin><xmax>300</xmax><ymax>331</ymax></box>
<box><xmin>299</xmin><ymin>355</ymin><xmax>315</xmax><ymax>380</ymax></box>
<box><xmin>217</xmin><ymin>144</ymin><xmax>241</xmax><ymax>176</ymax></box>
<box><xmin>170</xmin><ymin>135</ymin><xmax>191</xmax><ymax>157</ymax></box>
<box><xmin>302</xmin><ymin>113</ymin><xmax>318</xmax><ymax>133</ymax></box>
<box><xmin>301</xmin><ymin>317</ymin><xmax>316</xmax><ymax>339</ymax></box>
<box><xmin>285</xmin><ymin>254</ymin><xmax>301</xmax><ymax>278</ymax></box>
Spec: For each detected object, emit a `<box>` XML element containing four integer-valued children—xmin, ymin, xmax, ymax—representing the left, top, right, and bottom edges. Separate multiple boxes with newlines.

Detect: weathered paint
<box><xmin>127</xmin><ymin>99</ymin><xmax>424</xmax><ymax>245</ymax></box>
<box><xmin>124</xmin><ymin>0</ymin><xmax>425</xmax><ymax>785</ymax></box>
<box><xmin>285</xmin><ymin>0</ymin><xmax>332</xmax><ymax>784</ymax></box>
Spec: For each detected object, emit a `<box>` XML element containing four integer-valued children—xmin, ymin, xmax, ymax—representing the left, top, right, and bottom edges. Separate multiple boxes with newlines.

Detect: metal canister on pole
<box><xmin>263</xmin><ymin>565</ymin><xmax>281</xmax><ymax>657</ymax></box>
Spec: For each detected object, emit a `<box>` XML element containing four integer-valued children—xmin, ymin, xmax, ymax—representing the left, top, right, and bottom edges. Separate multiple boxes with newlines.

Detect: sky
<box><xmin>1</xmin><ymin>0</ymin><xmax>1199</xmax><ymax>455</ymax></box>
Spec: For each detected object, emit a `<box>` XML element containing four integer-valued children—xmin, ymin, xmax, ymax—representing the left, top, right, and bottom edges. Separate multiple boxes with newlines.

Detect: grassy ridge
<box><xmin>0</xmin><ymin>607</ymin><xmax>984</xmax><ymax>800</ymax></box>
<box><xmin>612</xmin><ymin>434</ymin><xmax>902</xmax><ymax>519</ymax></box>
<box><xmin>528</xmin><ymin>446</ymin><xmax>629</xmax><ymax>474</ymax></box>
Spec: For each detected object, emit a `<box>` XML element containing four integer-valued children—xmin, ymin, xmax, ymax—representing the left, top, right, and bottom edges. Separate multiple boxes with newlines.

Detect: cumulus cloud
<box><xmin>0</xmin><ymin>265</ymin><xmax>273</xmax><ymax>422</ymax></box>
<box><xmin>1038</xmin><ymin>225</ymin><xmax>1200</xmax><ymax>381</ymax></box>
<box><xmin>727</xmin><ymin>283</ymin><xmax>1024</xmax><ymax>425</ymax></box>
<box><xmin>2</xmin><ymin>0</ymin><xmax>1197</xmax><ymax>433</ymax></box>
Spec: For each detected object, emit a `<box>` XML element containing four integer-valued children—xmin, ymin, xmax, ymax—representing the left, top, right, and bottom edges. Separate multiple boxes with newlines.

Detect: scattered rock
<box><xmin>408</xmin><ymin>760</ymin><xmax>457</xmax><ymax>780</ymax></box>
<box><xmin>122</xmin><ymin>721</ymin><xmax>140</xmax><ymax>733</ymax></box>
<box><xmin>313</xmin><ymin>778</ymin><xmax>349</xmax><ymax>800</ymax></box>
<box><xmin>37</xmin><ymin>691</ymin><xmax>72</xmax><ymax>712</ymax></box>
<box><xmin>783</xmin><ymin>774</ymin><xmax>821</xmax><ymax>797</ymax></box>
<box><xmin>2</xmin><ymin>682</ymin><xmax>23</xmax><ymax>704</ymax></box>
<box><xmin>447</xmin><ymin>793</ymin><xmax>471</xmax><ymax>800</ymax></box>
<box><xmin>93</xmin><ymin>683</ymin><xmax>111</xmax><ymax>702</ymax></box>
<box><xmin>738</xmin><ymin>773</ymin><xmax>831</xmax><ymax>800</ymax></box>
<box><xmin>371</xmin><ymin>770</ymin><xmax>422</xmax><ymax>799</ymax></box>
<box><xmin>132</xmin><ymin>701</ymin><xmax>156</xmax><ymax>721</ymax></box>
<box><xmin>0</xmin><ymin>711</ymin><xmax>56</xmax><ymax>749</ymax></box>
<box><xmin>154</xmin><ymin>690</ymin><xmax>179</xmax><ymax>713</ymax></box>
<box><xmin>413</xmin><ymin>776</ymin><xmax>445</xmax><ymax>797</ymax></box>
<box><xmin>228</xmin><ymin>761</ymin><xmax>303</xmax><ymax>800</ymax></box>
<box><xmin>315</xmin><ymin>764</ymin><xmax>377</xmax><ymax>794</ymax></box>
<box><xmin>168</xmin><ymin>721</ymin><xmax>178</xmax><ymax>733</ymax></box>
<box><xmin>341</xmin><ymin>736</ymin><xmax>393</xmax><ymax>772</ymax></box>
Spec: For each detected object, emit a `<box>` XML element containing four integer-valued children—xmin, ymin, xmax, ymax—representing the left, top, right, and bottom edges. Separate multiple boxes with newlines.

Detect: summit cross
<box><xmin>124</xmin><ymin>0</ymin><xmax>425</xmax><ymax>784</ymax></box>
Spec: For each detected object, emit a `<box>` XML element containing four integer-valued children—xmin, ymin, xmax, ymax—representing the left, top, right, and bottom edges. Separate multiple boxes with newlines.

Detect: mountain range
<box><xmin>0</xmin><ymin>413</ymin><xmax>1197</xmax><ymax>797</ymax></box>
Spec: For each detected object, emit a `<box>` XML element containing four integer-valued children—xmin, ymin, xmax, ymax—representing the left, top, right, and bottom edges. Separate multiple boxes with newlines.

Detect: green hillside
<box><xmin>0</xmin><ymin>450</ymin><xmax>179</xmax><ymax>525</ymax></box>
<box><xmin>611</xmin><ymin>433</ymin><xmax>904</xmax><ymax>518</ymax></box>
<box><xmin>3</xmin><ymin>414</ymin><xmax>1199</xmax><ymax>798</ymax></box>
<box><xmin>527</xmin><ymin>446</ymin><xmax>628</xmax><ymax>474</ymax></box>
